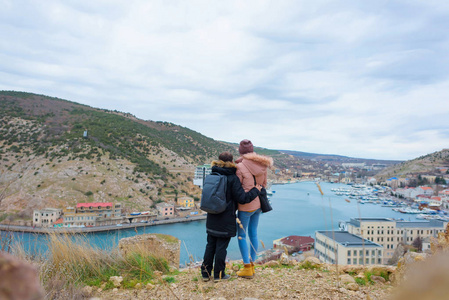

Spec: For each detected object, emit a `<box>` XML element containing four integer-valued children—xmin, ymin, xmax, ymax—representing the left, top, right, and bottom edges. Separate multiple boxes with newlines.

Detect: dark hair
<box><xmin>219</xmin><ymin>151</ymin><xmax>233</xmax><ymax>162</ymax></box>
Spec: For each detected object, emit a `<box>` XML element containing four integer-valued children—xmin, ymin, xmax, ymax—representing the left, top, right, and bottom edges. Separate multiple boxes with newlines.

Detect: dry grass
<box><xmin>36</xmin><ymin>233</ymin><xmax>171</xmax><ymax>299</ymax></box>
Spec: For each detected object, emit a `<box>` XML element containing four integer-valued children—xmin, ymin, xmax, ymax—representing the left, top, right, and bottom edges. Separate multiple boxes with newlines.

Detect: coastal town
<box><xmin>2</xmin><ymin>158</ymin><xmax>446</xmax><ymax>273</ymax></box>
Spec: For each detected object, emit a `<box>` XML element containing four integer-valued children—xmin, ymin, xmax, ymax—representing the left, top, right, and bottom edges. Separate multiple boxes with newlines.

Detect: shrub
<box><xmin>355</xmin><ymin>277</ymin><xmax>366</xmax><ymax>285</ymax></box>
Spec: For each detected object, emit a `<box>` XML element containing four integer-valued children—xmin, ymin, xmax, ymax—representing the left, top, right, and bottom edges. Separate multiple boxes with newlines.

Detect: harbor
<box><xmin>330</xmin><ymin>184</ymin><xmax>449</xmax><ymax>222</ymax></box>
<box><xmin>2</xmin><ymin>181</ymin><xmax>432</xmax><ymax>265</ymax></box>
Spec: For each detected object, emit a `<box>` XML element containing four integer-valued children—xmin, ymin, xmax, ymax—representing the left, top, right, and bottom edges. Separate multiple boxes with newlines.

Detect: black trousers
<box><xmin>201</xmin><ymin>234</ymin><xmax>231</xmax><ymax>278</ymax></box>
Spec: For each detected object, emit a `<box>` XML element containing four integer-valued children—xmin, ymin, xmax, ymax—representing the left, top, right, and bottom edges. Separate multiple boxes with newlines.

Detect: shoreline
<box><xmin>0</xmin><ymin>214</ymin><xmax>207</xmax><ymax>234</ymax></box>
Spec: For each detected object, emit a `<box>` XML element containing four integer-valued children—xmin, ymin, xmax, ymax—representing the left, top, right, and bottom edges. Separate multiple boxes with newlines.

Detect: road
<box><xmin>0</xmin><ymin>214</ymin><xmax>207</xmax><ymax>234</ymax></box>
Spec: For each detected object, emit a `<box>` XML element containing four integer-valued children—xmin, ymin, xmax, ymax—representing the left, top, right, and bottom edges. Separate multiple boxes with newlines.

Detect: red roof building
<box><xmin>273</xmin><ymin>235</ymin><xmax>315</xmax><ymax>252</ymax></box>
<box><xmin>76</xmin><ymin>202</ymin><xmax>113</xmax><ymax>209</ymax></box>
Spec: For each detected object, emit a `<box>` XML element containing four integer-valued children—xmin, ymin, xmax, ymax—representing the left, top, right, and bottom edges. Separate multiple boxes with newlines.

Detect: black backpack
<box><xmin>200</xmin><ymin>172</ymin><xmax>228</xmax><ymax>214</ymax></box>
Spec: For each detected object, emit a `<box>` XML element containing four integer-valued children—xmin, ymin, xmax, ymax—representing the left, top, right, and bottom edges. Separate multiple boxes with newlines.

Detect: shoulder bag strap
<box><xmin>242</xmin><ymin>160</ymin><xmax>257</xmax><ymax>188</ymax></box>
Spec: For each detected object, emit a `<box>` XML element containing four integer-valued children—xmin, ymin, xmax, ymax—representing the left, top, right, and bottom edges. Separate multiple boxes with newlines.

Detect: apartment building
<box><xmin>177</xmin><ymin>196</ymin><xmax>195</xmax><ymax>208</ymax></box>
<box><xmin>62</xmin><ymin>202</ymin><xmax>123</xmax><ymax>227</ymax></box>
<box><xmin>156</xmin><ymin>202</ymin><xmax>175</xmax><ymax>217</ymax></box>
<box><xmin>193</xmin><ymin>164</ymin><xmax>212</xmax><ymax>189</ymax></box>
<box><xmin>315</xmin><ymin>231</ymin><xmax>383</xmax><ymax>265</ymax></box>
<box><xmin>63</xmin><ymin>212</ymin><xmax>98</xmax><ymax>227</ymax></box>
<box><xmin>33</xmin><ymin>208</ymin><xmax>63</xmax><ymax>227</ymax></box>
<box><xmin>76</xmin><ymin>202</ymin><xmax>122</xmax><ymax>218</ymax></box>
<box><xmin>346</xmin><ymin>217</ymin><xmax>447</xmax><ymax>263</ymax></box>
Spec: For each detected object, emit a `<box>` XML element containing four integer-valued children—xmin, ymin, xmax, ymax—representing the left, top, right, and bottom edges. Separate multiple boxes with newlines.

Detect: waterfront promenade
<box><xmin>0</xmin><ymin>214</ymin><xmax>207</xmax><ymax>234</ymax></box>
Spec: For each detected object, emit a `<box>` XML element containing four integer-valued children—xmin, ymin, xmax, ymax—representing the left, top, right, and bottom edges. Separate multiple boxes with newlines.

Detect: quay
<box><xmin>0</xmin><ymin>214</ymin><xmax>206</xmax><ymax>234</ymax></box>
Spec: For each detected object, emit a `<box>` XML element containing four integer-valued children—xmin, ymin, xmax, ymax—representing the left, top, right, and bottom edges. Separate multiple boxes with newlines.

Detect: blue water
<box><xmin>4</xmin><ymin>182</ymin><xmax>417</xmax><ymax>266</ymax></box>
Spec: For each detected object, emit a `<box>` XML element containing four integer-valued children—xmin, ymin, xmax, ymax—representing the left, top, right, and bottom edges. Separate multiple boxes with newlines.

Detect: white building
<box><xmin>33</xmin><ymin>208</ymin><xmax>62</xmax><ymax>228</ymax></box>
<box><xmin>193</xmin><ymin>164</ymin><xmax>212</xmax><ymax>189</ymax></box>
<box><xmin>342</xmin><ymin>163</ymin><xmax>366</xmax><ymax>168</ymax></box>
<box><xmin>315</xmin><ymin>231</ymin><xmax>383</xmax><ymax>265</ymax></box>
<box><xmin>346</xmin><ymin>217</ymin><xmax>447</xmax><ymax>263</ymax></box>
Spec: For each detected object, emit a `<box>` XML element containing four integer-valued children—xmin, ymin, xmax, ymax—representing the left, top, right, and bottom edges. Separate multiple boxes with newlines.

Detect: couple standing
<box><xmin>201</xmin><ymin>139</ymin><xmax>273</xmax><ymax>281</ymax></box>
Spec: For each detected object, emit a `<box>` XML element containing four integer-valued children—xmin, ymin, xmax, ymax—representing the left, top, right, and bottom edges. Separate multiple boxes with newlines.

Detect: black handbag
<box><xmin>252</xmin><ymin>175</ymin><xmax>272</xmax><ymax>213</ymax></box>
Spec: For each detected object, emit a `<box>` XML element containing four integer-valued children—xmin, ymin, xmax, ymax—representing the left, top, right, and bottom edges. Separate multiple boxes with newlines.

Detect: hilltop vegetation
<box><xmin>0</xmin><ymin>91</ymin><xmax>297</xmax><ymax>219</ymax></box>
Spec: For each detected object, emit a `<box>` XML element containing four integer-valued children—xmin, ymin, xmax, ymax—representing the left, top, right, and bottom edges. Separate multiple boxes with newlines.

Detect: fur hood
<box><xmin>211</xmin><ymin>160</ymin><xmax>237</xmax><ymax>168</ymax></box>
<box><xmin>240</xmin><ymin>152</ymin><xmax>273</xmax><ymax>167</ymax></box>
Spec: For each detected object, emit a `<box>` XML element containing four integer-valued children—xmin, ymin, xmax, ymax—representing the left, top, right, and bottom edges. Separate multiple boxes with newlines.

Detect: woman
<box><xmin>201</xmin><ymin>151</ymin><xmax>261</xmax><ymax>282</ymax></box>
<box><xmin>236</xmin><ymin>139</ymin><xmax>273</xmax><ymax>278</ymax></box>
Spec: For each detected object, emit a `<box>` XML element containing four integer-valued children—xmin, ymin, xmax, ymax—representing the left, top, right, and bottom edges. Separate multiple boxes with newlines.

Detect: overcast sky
<box><xmin>1</xmin><ymin>1</ymin><xmax>448</xmax><ymax>161</ymax></box>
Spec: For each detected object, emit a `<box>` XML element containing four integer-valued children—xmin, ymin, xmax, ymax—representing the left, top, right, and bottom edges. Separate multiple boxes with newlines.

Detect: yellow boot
<box><xmin>237</xmin><ymin>263</ymin><xmax>254</xmax><ymax>278</ymax></box>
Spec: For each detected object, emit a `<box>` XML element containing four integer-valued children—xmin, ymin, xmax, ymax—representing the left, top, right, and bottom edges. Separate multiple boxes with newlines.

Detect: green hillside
<box><xmin>0</xmin><ymin>91</ymin><xmax>294</xmax><ymax>221</ymax></box>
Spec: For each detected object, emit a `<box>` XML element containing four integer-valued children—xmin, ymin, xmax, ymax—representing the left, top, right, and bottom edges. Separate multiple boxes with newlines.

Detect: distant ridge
<box><xmin>280</xmin><ymin>150</ymin><xmax>402</xmax><ymax>165</ymax></box>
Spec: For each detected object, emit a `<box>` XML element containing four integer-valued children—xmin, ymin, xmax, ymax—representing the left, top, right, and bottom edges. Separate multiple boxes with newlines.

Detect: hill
<box><xmin>281</xmin><ymin>150</ymin><xmax>402</xmax><ymax>166</ymax></box>
<box><xmin>375</xmin><ymin>148</ymin><xmax>449</xmax><ymax>181</ymax></box>
<box><xmin>0</xmin><ymin>91</ymin><xmax>298</xmax><ymax>219</ymax></box>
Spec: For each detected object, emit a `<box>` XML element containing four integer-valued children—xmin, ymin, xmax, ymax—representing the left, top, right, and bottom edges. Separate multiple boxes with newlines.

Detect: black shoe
<box><xmin>214</xmin><ymin>274</ymin><xmax>231</xmax><ymax>281</ymax></box>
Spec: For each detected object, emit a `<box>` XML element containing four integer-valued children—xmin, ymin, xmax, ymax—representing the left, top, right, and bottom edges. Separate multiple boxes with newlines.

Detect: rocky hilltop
<box><xmin>375</xmin><ymin>148</ymin><xmax>449</xmax><ymax>181</ymax></box>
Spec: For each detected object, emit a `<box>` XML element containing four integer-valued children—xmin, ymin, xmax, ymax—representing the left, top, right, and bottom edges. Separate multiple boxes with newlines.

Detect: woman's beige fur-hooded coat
<box><xmin>236</xmin><ymin>152</ymin><xmax>273</xmax><ymax>212</ymax></box>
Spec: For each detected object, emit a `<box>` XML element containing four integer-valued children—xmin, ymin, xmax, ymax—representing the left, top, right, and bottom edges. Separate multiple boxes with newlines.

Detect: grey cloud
<box><xmin>1</xmin><ymin>0</ymin><xmax>448</xmax><ymax>160</ymax></box>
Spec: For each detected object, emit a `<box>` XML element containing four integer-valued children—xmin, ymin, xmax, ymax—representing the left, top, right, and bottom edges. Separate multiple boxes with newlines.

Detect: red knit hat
<box><xmin>239</xmin><ymin>139</ymin><xmax>254</xmax><ymax>155</ymax></box>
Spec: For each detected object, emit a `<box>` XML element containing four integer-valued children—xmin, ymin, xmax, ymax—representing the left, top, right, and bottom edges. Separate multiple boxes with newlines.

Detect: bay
<box><xmin>4</xmin><ymin>182</ymin><xmax>417</xmax><ymax>266</ymax></box>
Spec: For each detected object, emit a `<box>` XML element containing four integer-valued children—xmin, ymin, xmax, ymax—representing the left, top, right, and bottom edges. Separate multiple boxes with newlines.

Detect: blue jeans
<box><xmin>237</xmin><ymin>209</ymin><xmax>261</xmax><ymax>264</ymax></box>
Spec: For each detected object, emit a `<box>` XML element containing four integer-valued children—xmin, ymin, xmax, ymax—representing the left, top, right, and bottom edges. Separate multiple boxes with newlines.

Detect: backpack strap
<box><xmin>242</xmin><ymin>161</ymin><xmax>259</xmax><ymax>188</ymax></box>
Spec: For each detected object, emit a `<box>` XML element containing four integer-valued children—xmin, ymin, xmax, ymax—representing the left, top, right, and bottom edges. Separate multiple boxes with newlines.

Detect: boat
<box><xmin>141</xmin><ymin>211</ymin><xmax>150</xmax><ymax>215</ymax></box>
<box><xmin>130</xmin><ymin>212</ymin><xmax>141</xmax><ymax>216</ymax></box>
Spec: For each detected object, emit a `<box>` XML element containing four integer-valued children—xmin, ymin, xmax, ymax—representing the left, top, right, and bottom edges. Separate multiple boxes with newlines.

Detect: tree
<box><xmin>435</xmin><ymin>177</ymin><xmax>447</xmax><ymax>185</ymax></box>
<box><xmin>412</xmin><ymin>236</ymin><xmax>423</xmax><ymax>252</ymax></box>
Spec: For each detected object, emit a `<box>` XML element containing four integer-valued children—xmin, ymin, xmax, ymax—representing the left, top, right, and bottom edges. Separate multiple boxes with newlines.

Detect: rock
<box><xmin>81</xmin><ymin>286</ymin><xmax>93</xmax><ymax>297</ymax></box>
<box><xmin>135</xmin><ymin>283</ymin><xmax>142</xmax><ymax>289</ymax></box>
<box><xmin>154</xmin><ymin>270</ymin><xmax>163</xmax><ymax>277</ymax></box>
<box><xmin>341</xmin><ymin>265</ymin><xmax>365</xmax><ymax>274</ymax></box>
<box><xmin>370</xmin><ymin>275</ymin><xmax>386</xmax><ymax>284</ymax></box>
<box><xmin>346</xmin><ymin>283</ymin><xmax>359</xmax><ymax>291</ymax></box>
<box><xmin>393</xmin><ymin>252</ymin><xmax>449</xmax><ymax>300</ymax></box>
<box><xmin>112</xmin><ymin>288</ymin><xmax>119</xmax><ymax>293</ymax></box>
<box><xmin>315</xmin><ymin>272</ymin><xmax>323</xmax><ymax>278</ymax></box>
<box><xmin>263</xmin><ymin>260</ymin><xmax>280</xmax><ymax>267</ymax></box>
<box><xmin>109</xmin><ymin>276</ymin><xmax>123</xmax><ymax>287</ymax></box>
<box><xmin>389</xmin><ymin>243</ymin><xmax>407</xmax><ymax>265</ymax></box>
<box><xmin>280</xmin><ymin>253</ymin><xmax>290</xmax><ymax>265</ymax></box>
<box><xmin>431</xmin><ymin>223</ymin><xmax>449</xmax><ymax>253</ymax></box>
<box><xmin>146</xmin><ymin>283</ymin><xmax>155</xmax><ymax>290</ymax></box>
<box><xmin>304</xmin><ymin>256</ymin><xmax>321</xmax><ymax>266</ymax></box>
<box><xmin>0</xmin><ymin>251</ymin><xmax>45</xmax><ymax>300</ymax></box>
<box><xmin>339</xmin><ymin>274</ymin><xmax>356</xmax><ymax>284</ymax></box>
<box><xmin>119</xmin><ymin>233</ymin><xmax>181</xmax><ymax>269</ymax></box>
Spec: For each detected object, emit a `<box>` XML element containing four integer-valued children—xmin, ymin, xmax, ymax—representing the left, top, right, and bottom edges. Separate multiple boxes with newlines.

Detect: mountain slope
<box><xmin>0</xmin><ymin>91</ymin><xmax>298</xmax><ymax>220</ymax></box>
<box><xmin>375</xmin><ymin>148</ymin><xmax>449</xmax><ymax>181</ymax></box>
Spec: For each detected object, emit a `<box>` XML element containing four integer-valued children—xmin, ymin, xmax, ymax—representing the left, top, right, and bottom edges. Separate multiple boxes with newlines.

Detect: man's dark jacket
<box><xmin>205</xmin><ymin>160</ymin><xmax>259</xmax><ymax>238</ymax></box>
